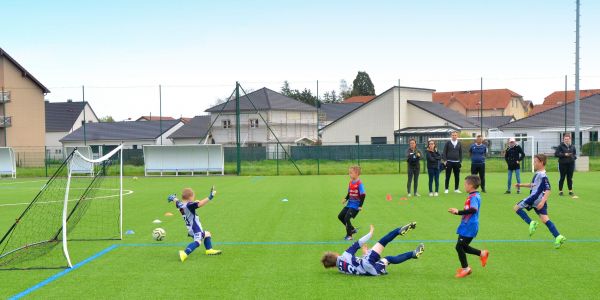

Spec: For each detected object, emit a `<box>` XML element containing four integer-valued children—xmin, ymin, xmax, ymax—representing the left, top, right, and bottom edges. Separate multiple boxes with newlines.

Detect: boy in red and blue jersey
<box><xmin>448</xmin><ymin>175</ymin><xmax>489</xmax><ymax>278</ymax></box>
<box><xmin>338</xmin><ymin>165</ymin><xmax>366</xmax><ymax>240</ymax></box>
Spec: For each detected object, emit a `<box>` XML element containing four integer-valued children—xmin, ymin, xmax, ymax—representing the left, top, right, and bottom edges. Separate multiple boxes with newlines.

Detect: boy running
<box><xmin>448</xmin><ymin>175</ymin><xmax>489</xmax><ymax>278</ymax></box>
<box><xmin>167</xmin><ymin>187</ymin><xmax>222</xmax><ymax>262</ymax></box>
<box><xmin>321</xmin><ymin>223</ymin><xmax>424</xmax><ymax>276</ymax></box>
<box><xmin>513</xmin><ymin>154</ymin><xmax>567</xmax><ymax>249</ymax></box>
<box><xmin>338</xmin><ymin>165</ymin><xmax>366</xmax><ymax>240</ymax></box>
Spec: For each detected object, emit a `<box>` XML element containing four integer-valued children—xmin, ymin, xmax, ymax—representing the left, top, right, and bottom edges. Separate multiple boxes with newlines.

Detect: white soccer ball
<box><xmin>152</xmin><ymin>228</ymin><xmax>166</xmax><ymax>241</ymax></box>
<box><xmin>133</xmin><ymin>176</ymin><xmax>138</xmax><ymax>181</ymax></box>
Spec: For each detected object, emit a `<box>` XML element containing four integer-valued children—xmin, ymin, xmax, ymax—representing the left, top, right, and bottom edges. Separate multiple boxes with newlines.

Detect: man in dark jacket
<box><xmin>443</xmin><ymin>131</ymin><xmax>462</xmax><ymax>194</ymax></box>
<box><xmin>504</xmin><ymin>138</ymin><xmax>525</xmax><ymax>194</ymax></box>
<box><xmin>555</xmin><ymin>134</ymin><xmax>577</xmax><ymax>196</ymax></box>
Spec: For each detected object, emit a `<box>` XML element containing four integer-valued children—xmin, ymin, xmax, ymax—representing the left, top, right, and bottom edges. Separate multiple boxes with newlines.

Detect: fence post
<box><xmin>398</xmin><ymin>142</ymin><xmax>401</xmax><ymax>174</ymax></box>
<box><xmin>357</xmin><ymin>141</ymin><xmax>361</xmax><ymax>166</ymax></box>
<box><xmin>317</xmin><ymin>145</ymin><xmax>320</xmax><ymax>175</ymax></box>
<box><xmin>276</xmin><ymin>144</ymin><xmax>279</xmax><ymax>176</ymax></box>
<box><xmin>45</xmin><ymin>146</ymin><xmax>48</xmax><ymax>177</ymax></box>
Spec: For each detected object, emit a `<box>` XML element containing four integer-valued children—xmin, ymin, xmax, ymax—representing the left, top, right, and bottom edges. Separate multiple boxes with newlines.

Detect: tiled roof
<box><xmin>205</xmin><ymin>87</ymin><xmax>317</xmax><ymax>113</ymax></box>
<box><xmin>168</xmin><ymin>115</ymin><xmax>210</xmax><ymax>139</ymax></box>
<box><xmin>60</xmin><ymin>120</ymin><xmax>180</xmax><ymax>142</ymax></box>
<box><xmin>319</xmin><ymin>103</ymin><xmax>363</xmax><ymax>122</ymax></box>
<box><xmin>543</xmin><ymin>89</ymin><xmax>600</xmax><ymax>106</ymax></box>
<box><xmin>45</xmin><ymin>101</ymin><xmax>86</xmax><ymax>132</ymax></box>
<box><xmin>500</xmin><ymin>94</ymin><xmax>600</xmax><ymax>129</ymax></box>
<box><xmin>433</xmin><ymin>89</ymin><xmax>522</xmax><ymax>110</ymax></box>
<box><xmin>137</xmin><ymin>116</ymin><xmax>176</xmax><ymax>121</ymax></box>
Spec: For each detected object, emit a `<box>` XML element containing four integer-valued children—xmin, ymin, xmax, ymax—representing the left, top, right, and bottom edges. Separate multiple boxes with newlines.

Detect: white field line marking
<box><xmin>0</xmin><ymin>189</ymin><xmax>134</xmax><ymax>207</ymax></box>
<box><xmin>0</xmin><ymin>180</ymin><xmax>48</xmax><ymax>186</ymax></box>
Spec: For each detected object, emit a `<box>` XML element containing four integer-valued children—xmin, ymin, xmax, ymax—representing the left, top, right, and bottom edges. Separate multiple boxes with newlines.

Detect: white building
<box><xmin>205</xmin><ymin>88</ymin><xmax>318</xmax><ymax>150</ymax></box>
<box><xmin>45</xmin><ymin>100</ymin><xmax>99</xmax><ymax>158</ymax></box>
<box><xmin>499</xmin><ymin>94</ymin><xmax>600</xmax><ymax>154</ymax></box>
<box><xmin>321</xmin><ymin>86</ymin><xmax>436</xmax><ymax>144</ymax></box>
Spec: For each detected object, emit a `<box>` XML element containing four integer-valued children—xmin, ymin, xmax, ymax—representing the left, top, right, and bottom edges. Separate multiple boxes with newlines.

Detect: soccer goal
<box><xmin>429</xmin><ymin>136</ymin><xmax>535</xmax><ymax>172</ymax></box>
<box><xmin>0</xmin><ymin>145</ymin><xmax>123</xmax><ymax>270</ymax></box>
<box><xmin>0</xmin><ymin>147</ymin><xmax>16</xmax><ymax>178</ymax></box>
<box><xmin>65</xmin><ymin>146</ymin><xmax>94</xmax><ymax>176</ymax></box>
<box><xmin>143</xmin><ymin>144</ymin><xmax>224</xmax><ymax>176</ymax></box>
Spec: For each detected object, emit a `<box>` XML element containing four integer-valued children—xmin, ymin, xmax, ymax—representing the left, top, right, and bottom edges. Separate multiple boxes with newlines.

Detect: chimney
<box><xmin>67</xmin><ymin>99</ymin><xmax>73</xmax><ymax>102</ymax></box>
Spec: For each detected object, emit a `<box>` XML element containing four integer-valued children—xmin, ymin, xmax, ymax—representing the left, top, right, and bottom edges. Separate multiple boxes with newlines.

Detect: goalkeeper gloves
<box><xmin>208</xmin><ymin>186</ymin><xmax>216</xmax><ymax>200</ymax></box>
<box><xmin>167</xmin><ymin>194</ymin><xmax>178</xmax><ymax>203</ymax></box>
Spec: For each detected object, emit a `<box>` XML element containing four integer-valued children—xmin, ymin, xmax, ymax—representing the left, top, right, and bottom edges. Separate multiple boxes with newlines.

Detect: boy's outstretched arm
<box><xmin>196</xmin><ymin>188</ymin><xmax>217</xmax><ymax>207</ymax></box>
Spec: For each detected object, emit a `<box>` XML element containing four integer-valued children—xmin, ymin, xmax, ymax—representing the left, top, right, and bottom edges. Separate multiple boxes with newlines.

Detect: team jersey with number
<box><xmin>175</xmin><ymin>201</ymin><xmax>203</xmax><ymax>234</ymax></box>
<box><xmin>336</xmin><ymin>242</ymin><xmax>387</xmax><ymax>276</ymax></box>
<box><xmin>456</xmin><ymin>191</ymin><xmax>481</xmax><ymax>238</ymax></box>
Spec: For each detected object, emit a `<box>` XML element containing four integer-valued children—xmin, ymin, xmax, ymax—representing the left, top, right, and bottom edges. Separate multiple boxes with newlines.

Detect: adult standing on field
<box><xmin>469</xmin><ymin>135</ymin><xmax>488</xmax><ymax>193</ymax></box>
<box><xmin>555</xmin><ymin>133</ymin><xmax>577</xmax><ymax>197</ymax></box>
<box><xmin>426</xmin><ymin>140</ymin><xmax>442</xmax><ymax>197</ymax></box>
<box><xmin>406</xmin><ymin>138</ymin><xmax>422</xmax><ymax>197</ymax></box>
<box><xmin>443</xmin><ymin>131</ymin><xmax>463</xmax><ymax>194</ymax></box>
<box><xmin>504</xmin><ymin>137</ymin><xmax>525</xmax><ymax>194</ymax></box>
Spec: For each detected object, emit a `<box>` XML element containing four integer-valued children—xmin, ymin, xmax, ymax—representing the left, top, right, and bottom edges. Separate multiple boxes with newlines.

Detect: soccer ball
<box><xmin>152</xmin><ymin>228</ymin><xmax>166</xmax><ymax>241</ymax></box>
<box><xmin>133</xmin><ymin>176</ymin><xmax>138</xmax><ymax>181</ymax></box>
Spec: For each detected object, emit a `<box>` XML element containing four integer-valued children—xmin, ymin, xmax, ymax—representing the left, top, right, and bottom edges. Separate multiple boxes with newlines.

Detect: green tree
<box><xmin>99</xmin><ymin>116</ymin><xmax>115</xmax><ymax>122</ymax></box>
<box><xmin>350</xmin><ymin>71</ymin><xmax>375</xmax><ymax>96</ymax></box>
<box><xmin>280</xmin><ymin>81</ymin><xmax>319</xmax><ymax>107</ymax></box>
<box><xmin>322</xmin><ymin>90</ymin><xmax>341</xmax><ymax>103</ymax></box>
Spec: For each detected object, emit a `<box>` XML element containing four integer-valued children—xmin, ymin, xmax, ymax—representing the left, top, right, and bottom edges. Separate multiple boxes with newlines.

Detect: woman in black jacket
<box><xmin>406</xmin><ymin>138</ymin><xmax>422</xmax><ymax>197</ymax></box>
<box><xmin>555</xmin><ymin>134</ymin><xmax>577</xmax><ymax>196</ymax></box>
<box><xmin>426</xmin><ymin>140</ymin><xmax>442</xmax><ymax>197</ymax></box>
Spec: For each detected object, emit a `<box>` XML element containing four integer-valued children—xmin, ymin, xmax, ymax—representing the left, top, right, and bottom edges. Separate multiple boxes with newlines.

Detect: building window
<box><xmin>371</xmin><ymin>137</ymin><xmax>387</xmax><ymax>145</ymax></box>
<box><xmin>249</xmin><ymin>119</ymin><xmax>259</xmax><ymax>128</ymax></box>
<box><xmin>590</xmin><ymin>131</ymin><xmax>599</xmax><ymax>142</ymax></box>
<box><xmin>222</xmin><ymin>120</ymin><xmax>231</xmax><ymax>129</ymax></box>
<box><xmin>515</xmin><ymin>133</ymin><xmax>527</xmax><ymax>143</ymax></box>
<box><xmin>55</xmin><ymin>149</ymin><xmax>62</xmax><ymax>154</ymax></box>
<box><xmin>132</xmin><ymin>145</ymin><xmax>138</xmax><ymax>150</ymax></box>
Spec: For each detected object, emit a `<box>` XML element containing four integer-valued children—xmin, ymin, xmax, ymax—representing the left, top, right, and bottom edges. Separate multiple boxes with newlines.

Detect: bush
<box><xmin>582</xmin><ymin>142</ymin><xmax>600</xmax><ymax>156</ymax></box>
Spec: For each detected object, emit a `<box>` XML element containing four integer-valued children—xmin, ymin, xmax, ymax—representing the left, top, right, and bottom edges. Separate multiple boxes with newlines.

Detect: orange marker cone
<box><xmin>386</xmin><ymin>194</ymin><xmax>392</xmax><ymax>201</ymax></box>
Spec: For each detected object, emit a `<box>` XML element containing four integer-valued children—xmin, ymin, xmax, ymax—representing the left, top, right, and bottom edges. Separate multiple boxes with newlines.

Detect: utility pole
<box><xmin>574</xmin><ymin>0</ymin><xmax>581</xmax><ymax>151</ymax></box>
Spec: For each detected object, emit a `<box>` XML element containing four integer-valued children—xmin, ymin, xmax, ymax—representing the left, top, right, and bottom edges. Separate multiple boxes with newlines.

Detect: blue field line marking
<box><xmin>9</xmin><ymin>244</ymin><xmax>119</xmax><ymax>300</ymax></box>
<box><xmin>121</xmin><ymin>238</ymin><xmax>600</xmax><ymax>247</ymax></box>
<box><xmin>11</xmin><ymin>238</ymin><xmax>600</xmax><ymax>298</ymax></box>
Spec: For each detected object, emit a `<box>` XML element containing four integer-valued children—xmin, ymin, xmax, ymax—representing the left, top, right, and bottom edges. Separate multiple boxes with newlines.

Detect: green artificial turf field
<box><xmin>1</xmin><ymin>172</ymin><xmax>599</xmax><ymax>299</ymax></box>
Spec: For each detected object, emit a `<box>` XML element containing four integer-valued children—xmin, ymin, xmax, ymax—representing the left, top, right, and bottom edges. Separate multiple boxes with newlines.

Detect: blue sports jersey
<box><xmin>521</xmin><ymin>171</ymin><xmax>551</xmax><ymax>208</ymax></box>
<box><xmin>456</xmin><ymin>191</ymin><xmax>481</xmax><ymax>238</ymax></box>
<box><xmin>346</xmin><ymin>179</ymin><xmax>365</xmax><ymax>210</ymax></box>
<box><xmin>469</xmin><ymin>143</ymin><xmax>488</xmax><ymax>164</ymax></box>
<box><xmin>175</xmin><ymin>201</ymin><xmax>204</xmax><ymax>234</ymax></box>
<box><xmin>336</xmin><ymin>242</ymin><xmax>387</xmax><ymax>276</ymax></box>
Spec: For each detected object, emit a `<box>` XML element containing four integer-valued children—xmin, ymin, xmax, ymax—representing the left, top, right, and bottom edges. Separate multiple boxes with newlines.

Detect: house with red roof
<box><xmin>433</xmin><ymin>89</ymin><xmax>530</xmax><ymax>119</ymax></box>
<box><xmin>530</xmin><ymin>89</ymin><xmax>600</xmax><ymax>116</ymax></box>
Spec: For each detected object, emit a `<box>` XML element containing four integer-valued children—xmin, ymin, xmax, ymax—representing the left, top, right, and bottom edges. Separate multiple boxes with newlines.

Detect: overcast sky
<box><xmin>2</xmin><ymin>0</ymin><xmax>599</xmax><ymax>120</ymax></box>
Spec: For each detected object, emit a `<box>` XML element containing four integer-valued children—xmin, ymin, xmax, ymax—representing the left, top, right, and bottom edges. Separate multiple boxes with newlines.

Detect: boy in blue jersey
<box><xmin>338</xmin><ymin>165</ymin><xmax>366</xmax><ymax>240</ymax></box>
<box><xmin>321</xmin><ymin>223</ymin><xmax>424</xmax><ymax>276</ymax></box>
<box><xmin>167</xmin><ymin>187</ymin><xmax>222</xmax><ymax>262</ymax></box>
<box><xmin>513</xmin><ymin>154</ymin><xmax>567</xmax><ymax>249</ymax></box>
<box><xmin>469</xmin><ymin>135</ymin><xmax>488</xmax><ymax>193</ymax></box>
<box><xmin>448</xmin><ymin>175</ymin><xmax>489</xmax><ymax>278</ymax></box>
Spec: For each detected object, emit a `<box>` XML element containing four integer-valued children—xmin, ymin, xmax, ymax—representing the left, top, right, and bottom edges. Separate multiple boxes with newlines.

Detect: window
<box><xmin>222</xmin><ymin>120</ymin><xmax>231</xmax><ymax>129</ymax></box>
<box><xmin>515</xmin><ymin>133</ymin><xmax>527</xmax><ymax>142</ymax></box>
<box><xmin>590</xmin><ymin>131</ymin><xmax>599</xmax><ymax>142</ymax></box>
<box><xmin>54</xmin><ymin>149</ymin><xmax>62</xmax><ymax>154</ymax></box>
<box><xmin>249</xmin><ymin>119</ymin><xmax>259</xmax><ymax>128</ymax></box>
<box><xmin>371</xmin><ymin>137</ymin><xmax>387</xmax><ymax>145</ymax></box>
<box><xmin>132</xmin><ymin>145</ymin><xmax>138</xmax><ymax>150</ymax></box>
<box><xmin>0</xmin><ymin>91</ymin><xmax>10</xmax><ymax>102</ymax></box>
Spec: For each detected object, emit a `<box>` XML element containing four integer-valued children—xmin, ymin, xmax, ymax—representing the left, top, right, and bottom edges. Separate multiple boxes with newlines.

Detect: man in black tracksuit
<box><xmin>555</xmin><ymin>134</ymin><xmax>577</xmax><ymax>196</ymax></box>
<box><xmin>443</xmin><ymin>131</ymin><xmax>463</xmax><ymax>193</ymax></box>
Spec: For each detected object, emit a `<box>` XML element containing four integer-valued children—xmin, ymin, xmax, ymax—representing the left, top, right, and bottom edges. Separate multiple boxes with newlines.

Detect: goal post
<box><xmin>0</xmin><ymin>145</ymin><xmax>123</xmax><ymax>270</ymax></box>
<box><xmin>143</xmin><ymin>144</ymin><xmax>225</xmax><ymax>176</ymax></box>
<box><xmin>429</xmin><ymin>136</ymin><xmax>535</xmax><ymax>173</ymax></box>
<box><xmin>0</xmin><ymin>147</ymin><xmax>16</xmax><ymax>178</ymax></box>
